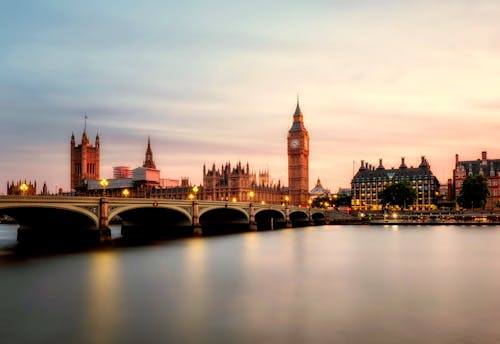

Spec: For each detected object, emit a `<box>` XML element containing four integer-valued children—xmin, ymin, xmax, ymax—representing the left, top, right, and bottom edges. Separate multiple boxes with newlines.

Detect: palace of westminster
<box><xmin>7</xmin><ymin>100</ymin><xmax>500</xmax><ymax>210</ymax></box>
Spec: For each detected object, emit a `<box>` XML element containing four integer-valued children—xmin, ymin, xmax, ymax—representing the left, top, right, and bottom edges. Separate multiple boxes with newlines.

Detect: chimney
<box><xmin>482</xmin><ymin>151</ymin><xmax>487</xmax><ymax>161</ymax></box>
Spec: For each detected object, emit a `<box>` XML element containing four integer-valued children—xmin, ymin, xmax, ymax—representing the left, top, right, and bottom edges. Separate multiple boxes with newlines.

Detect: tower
<box><xmin>70</xmin><ymin>128</ymin><xmax>100</xmax><ymax>191</ymax></box>
<box><xmin>143</xmin><ymin>136</ymin><xmax>156</xmax><ymax>169</ymax></box>
<box><xmin>287</xmin><ymin>98</ymin><xmax>309</xmax><ymax>206</ymax></box>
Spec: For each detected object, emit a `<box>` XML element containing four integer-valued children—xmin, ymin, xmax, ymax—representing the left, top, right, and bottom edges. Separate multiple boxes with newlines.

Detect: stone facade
<box><xmin>453</xmin><ymin>151</ymin><xmax>500</xmax><ymax>209</ymax></box>
<box><xmin>202</xmin><ymin>162</ymin><xmax>286</xmax><ymax>204</ymax></box>
<box><xmin>351</xmin><ymin>157</ymin><xmax>440</xmax><ymax>210</ymax></box>
<box><xmin>287</xmin><ymin>100</ymin><xmax>309</xmax><ymax>206</ymax></box>
<box><xmin>71</xmin><ymin>130</ymin><xmax>100</xmax><ymax>190</ymax></box>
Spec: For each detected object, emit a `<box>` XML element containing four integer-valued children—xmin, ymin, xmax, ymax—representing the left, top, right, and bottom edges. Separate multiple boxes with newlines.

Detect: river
<box><xmin>1</xmin><ymin>224</ymin><xmax>500</xmax><ymax>343</ymax></box>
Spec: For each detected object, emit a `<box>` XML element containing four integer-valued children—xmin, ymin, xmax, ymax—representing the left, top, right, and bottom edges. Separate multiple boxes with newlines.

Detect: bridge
<box><xmin>0</xmin><ymin>196</ymin><xmax>340</xmax><ymax>244</ymax></box>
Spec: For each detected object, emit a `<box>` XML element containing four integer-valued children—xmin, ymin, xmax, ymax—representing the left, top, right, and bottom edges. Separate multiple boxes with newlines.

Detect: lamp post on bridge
<box><xmin>100</xmin><ymin>179</ymin><xmax>108</xmax><ymax>197</ymax></box>
<box><xmin>284</xmin><ymin>195</ymin><xmax>292</xmax><ymax>228</ymax></box>
<box><xmin>249</xmin><ymin>190</ymin><xmax>257</xmax><ymax>231</ymax></box>
<box><xmin>191</xmin><ymin>185</ymin><xmax>202</xmax><ymax>236</ymax></box>
<box><xmin>98</xmin><ymin>179</ymin><xmax>111</xmax><ymax>245</ymax></box>
<box><xmin>19</xmin><ymin>183</ymin><xmax>28</xmax><ymax>196</ymax></box>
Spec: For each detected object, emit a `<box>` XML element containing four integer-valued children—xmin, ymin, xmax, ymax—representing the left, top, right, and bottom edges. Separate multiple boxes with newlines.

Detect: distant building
<box><xmin>309</xmin><ymin>178</ymin><xmax>330</xmax><ymax>199</ymax></box>
<box><xmin>71</xmin><ymin>129</ymin><xmax>100</xmax><ymax>191</ymax></box>
<box><xmin>351</xmin><ymin>156</ymin><xmax>440</xmax><ymax>211</ymax></box>
<box><xmin>453</xmin><ymin>151</ymin><xmax>500</xmax><ymax>209</ymax></box>
<box><xmin>113</xmin><ymin>166</ymin><xmax>132</xmax><ymax>179</ymax></box>
<box><xmin>81</xmin><ymin>138</ymin><xmax>192</xmax><ymax>199</ymax></box>
<box><xmin>202</xmin><ymin>162</ymin><xmax>286</xmax><ymax>204</ymax></box>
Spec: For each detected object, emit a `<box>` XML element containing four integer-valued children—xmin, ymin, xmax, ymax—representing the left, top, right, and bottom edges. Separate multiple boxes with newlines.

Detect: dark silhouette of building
<box><xmin>7</xmin><ymin>180</ymin><xmax>48</xmax><ymax>195</ymax></box>
<box><xmin>287</xmin><ymin>98</ymin><xmax>309</xmax><ymax>206</ymax></box>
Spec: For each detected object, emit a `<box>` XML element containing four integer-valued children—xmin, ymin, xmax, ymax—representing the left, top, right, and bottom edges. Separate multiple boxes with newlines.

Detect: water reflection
<box><xmin>2</xmin><ymin>224</ymin><xmax>500</xmax><ymax>342</ymax></box>
<box><xmin>84</xmin><ymin>251</ymin><xmax>122</xmax><ymax>344</ymax></box>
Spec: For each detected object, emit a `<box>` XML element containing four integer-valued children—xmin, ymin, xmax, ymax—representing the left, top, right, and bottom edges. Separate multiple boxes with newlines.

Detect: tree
<box><xmin>458</xmin><ymin>175</ymin><xmax>490</xmax><ymax>209</ymax></box>
<box><xmin>380</xmin><ymin>180</ymin><xmax>417</xmax><ymax>209</ymax></box>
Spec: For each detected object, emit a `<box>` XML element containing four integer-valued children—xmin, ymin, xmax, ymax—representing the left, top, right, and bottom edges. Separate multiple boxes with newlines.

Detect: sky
<box><xmin>1</xmin><ymin>0</ymin><xmax>500</xmax><ymax>194</ymax></box>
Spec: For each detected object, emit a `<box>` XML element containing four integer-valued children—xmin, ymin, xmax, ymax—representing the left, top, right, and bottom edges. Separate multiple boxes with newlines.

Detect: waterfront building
<box><xmin>71</xmin><ymin>129</ymin><xmax>100</xmax><ymax>191</ymax></box>
<box><xmin>351</xmin><ymin>156</ymin><xmax>440</xmax><ymax>211</ymax></box>
<box><xmin>453</xmin><ymin>151</ymin><xmax>500</xmax><ymax>209</ymax></box>
<box><xmin>202</xmin><ymin>162</ymin><xmax>286</xmax><ymax>204</ymax></box>
<box><xmin>6</xmin><ymin>180</ymin><xmax>48</xmax><ymax>196</ymax></box>
<box><xmin>288</xmin><ymin>99</ymin><xmax>309</xmax><ymax>206</ymax></box>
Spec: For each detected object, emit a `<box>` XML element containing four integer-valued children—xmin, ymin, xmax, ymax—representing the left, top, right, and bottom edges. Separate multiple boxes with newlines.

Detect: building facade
<box><xmin>351</xmin><ymin>156</ymin><xmax>440</xmax><ymax>211</ymax></box>
<box><xmin>287</xmin><ymin>99</ymin><xmax>309</xmax><ymax>206</ymax></box>
<box><xmin>453</xmin><ymin>151</ymin><xmax>500</xmax><ymax>209</ymax></box>
<box><xmin>202</xmin><ymin>162</ymin><xmax>286</xmax><ymax>204</ymax></box>
<box><xmin>71</xmin><ymin>130</ymin><xmax>100</xmax><ymax>190</ymax></box>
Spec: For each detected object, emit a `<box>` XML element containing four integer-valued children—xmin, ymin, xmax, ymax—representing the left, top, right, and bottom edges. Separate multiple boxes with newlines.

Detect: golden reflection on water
<box><xmin>84</xmin><ymin>250</ymin><xmax>121</xmax><ymax>344</ymax></box>
<box><xmin>178</xmin><ymin>238</ymin><xmax>209</xmax><ymax>339</ymax></box>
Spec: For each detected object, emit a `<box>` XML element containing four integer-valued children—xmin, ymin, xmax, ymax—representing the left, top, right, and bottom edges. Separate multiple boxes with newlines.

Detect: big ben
<box><xmin>288</xmin><ymin>99</ymin><xmax>309</xmax><ymax>206</ymax></box>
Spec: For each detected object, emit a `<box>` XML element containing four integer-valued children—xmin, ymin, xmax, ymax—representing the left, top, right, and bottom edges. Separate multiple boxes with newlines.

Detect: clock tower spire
<box><xmin>287</xmin><ymin>97</ymin><xmax>309</xmax><ymax>206</ymax></box>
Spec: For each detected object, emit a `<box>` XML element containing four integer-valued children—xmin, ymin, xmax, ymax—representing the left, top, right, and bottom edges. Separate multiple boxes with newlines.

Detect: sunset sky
<box><xmin>1</xmin><ymin>0</ymin><xmax>499</xmax><ymax>194</ymax></box>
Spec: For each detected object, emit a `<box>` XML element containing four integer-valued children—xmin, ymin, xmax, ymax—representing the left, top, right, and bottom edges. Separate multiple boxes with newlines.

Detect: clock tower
<box><xmin>287</xmin><ymin>98</ymin><xmax>309</xmax><ymax>206</ymax></box>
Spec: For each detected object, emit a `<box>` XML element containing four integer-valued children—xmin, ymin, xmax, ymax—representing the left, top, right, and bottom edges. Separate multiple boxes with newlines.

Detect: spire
<box><xmin>143</xmin><ymin>136</ymin><xmax>156</xmax><ymax>169</ymax></box>
<box><xmin>294</xmin><ymin>94</ymin><xmax>303</xmax><ymax>117</ymax></box>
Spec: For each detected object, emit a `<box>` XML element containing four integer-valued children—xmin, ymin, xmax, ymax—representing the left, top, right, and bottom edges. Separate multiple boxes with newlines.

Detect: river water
<box><xmin>1</xmin><ymin>224</ymin><xmax>500</xmax><ymax>343</ymax></box>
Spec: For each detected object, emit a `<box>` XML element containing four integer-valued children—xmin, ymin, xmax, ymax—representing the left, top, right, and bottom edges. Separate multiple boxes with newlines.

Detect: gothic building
<box><xmin>202</xmin><ymin>162</ymin><xmax>285</xmax><ymax>204</ymax></box>
<box><xmin>351</xmin><ymin>156</ymin><xmax>440</xmax><ymax>211</ymax></box>
<box><xmin>70</xmin><ymin>129</ymin><xmax>100</xmax><ymax>191</ymax></box>
<box><xmin>287</xmin><ymin>99</ymin><xmax>310</xmax><ymax>206</ymax></box>
<box><xmin>453</xmin><ymin>151</ymin><xmax>500</xmax><ymax>209</ymax></box>
<box><xmin>7</xmin><ymin>180</ymin><xmax>47</xmax><ymax>196</ymax></box>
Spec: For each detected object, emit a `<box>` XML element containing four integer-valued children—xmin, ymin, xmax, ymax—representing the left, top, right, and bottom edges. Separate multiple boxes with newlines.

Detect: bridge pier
<box><xmin>192</xmin><ymin>201</ymin><xmax>203</xmax><ymax>235</ymax></box>
<box><xmin>285</xmin><ymin>206</ymin><xmax>292</xmax><ymax>228</ymax></box>
<box><xmin>99</xmin><ymin>198</ymin><xmax>112</xmax><ymax>244</ymax></box>
<box><xmin>249</xmin><ymin>203</ymin><xmax>258</xmax><ymax>231</ymax></box>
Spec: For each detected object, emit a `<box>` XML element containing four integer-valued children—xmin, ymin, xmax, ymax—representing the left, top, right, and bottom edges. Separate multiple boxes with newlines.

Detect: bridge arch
<box><xmin>254</xmin><ymin>208</ymin><xmax>286</xmax><ymax>230</ymax></box>
<box><xmin>0</xmin><ymin>203</ymin><xmax>99</xmax><ymax>229</ymax></box>
<box><xmin>109</xmin><ymin>204</ymin><xmax>192</xmax><ymax>224</ymax></box>
<box><xmin>199</xmin><ymin>206</ymin><xmax>250</xmax><ymax>232</ymax></box>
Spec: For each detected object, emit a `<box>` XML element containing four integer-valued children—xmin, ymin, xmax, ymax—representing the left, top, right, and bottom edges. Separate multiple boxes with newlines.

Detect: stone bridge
<box><xmin>0</xmin><ymin>196</ymin><xmax>333</xmax><ymax>244</ymax></box>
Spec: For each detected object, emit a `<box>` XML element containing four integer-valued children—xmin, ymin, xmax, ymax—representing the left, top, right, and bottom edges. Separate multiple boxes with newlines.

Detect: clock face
<box><xmin>290</xmin><ymin>139</ymin><xmax>299</xmax><ymax>149</ymax></box>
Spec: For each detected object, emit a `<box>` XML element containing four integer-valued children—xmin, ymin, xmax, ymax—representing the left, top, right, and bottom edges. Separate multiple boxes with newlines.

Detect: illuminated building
<box><xmin>287</xmin><ymin>99</ymin><xmax>309</xmax><ymax>206</ymax></box>
<box><xmin>351</xmin><ymin>157</ymin><xmax>440</xmax><ymax>211</ymax></box>
<box><xmin>70</xmin><ymin>129</ymin><xmax>100</xmax><ymax>191</ymax></box>
<box><xmin>202</xmin><ymin>162</ymin><xmax>286</xmax><ymax>204</ymax></box>
<box><xmin>453</xmin><ymin>151</ymin><xmax>500</xmax><ymax>209</ymax></box>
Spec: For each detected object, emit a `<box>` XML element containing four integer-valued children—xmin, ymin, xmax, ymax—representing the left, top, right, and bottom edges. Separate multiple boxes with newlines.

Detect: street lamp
<box><xmin>19</xmin><ymin>183</ymin><xmax>28</xmax><ymax>196</ymax></box>
<box><xmin>100</xmin><ymin>179</ymin><xmax>109</xmax><ymax>197</ymax></box>
<box><xmin>249</xmin><ymin>190</ymin><xmax>254</xmax><ymax>203</ymax></box>
<box><xmin>188</xmin><ymin>193</ymin><xmax>194</xmax><ymax>201</ymax></box>
<box><xmin>122</xmin><ymin>188</ymin><xmax>130</xmax><ymax>197</ymax></box>
<box><xmin>192</xmin><ymin>185</ymin><xmax>199</xmax><ymax>200</ymax></box>
<box><xmin>232</xmin><ymin>197</ymin><xmax>237</xmax><ymax>203</ymax></box>
<box><xmin>308</xmin><ymin>198</ymin><xmax>313</xmax><ymax>208</ymax></box>
<box><xmin>284</xmin><ymin>195</ymin><xmax>290</xmax><ymax>206</ymax></box>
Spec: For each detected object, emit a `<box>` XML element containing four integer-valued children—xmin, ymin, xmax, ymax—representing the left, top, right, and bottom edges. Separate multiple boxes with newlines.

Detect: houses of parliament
<box><xmin>67</xmin><ymin>100</ymin><xmax>311</xmax><ymax>206</ymax></box>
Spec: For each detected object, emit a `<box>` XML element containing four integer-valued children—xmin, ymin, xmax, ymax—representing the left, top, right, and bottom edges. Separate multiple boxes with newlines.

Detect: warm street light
<box><xmin>192</xmin><ymin>185</ymin><xmax>199</xmax><ymax>200</ymax></box>
<box><xmin>100</xmin><ymin>179</ymin><xmax>109</xmax><ymax>196</ymax></box>
<box><xmin>308</xmin><ymin>198</ymin><xmax>312</xmax><ymax>207</ymax></box>
<box><xmin>284</xmin><ymin>195</ymin><xmax>290</xmax><ymax>205</ymax></box>
<box><xmin>188</xmin><ymin>193</ymin><xmax>194</xmax><ymax>201</ymax></box>
<box><xmin>122</xmin><ymin>188</ymin><xmax>130</xmax><ymax>197</ymax></box>
<box><xmin>249</xmin><ymin>190</ymin><xmax>254</xmax><ymax>202</ymax></box>
<box><xmin>232</xmin><ymin>197</ymin><xmax>237</xmax><ymax>202</ymax></box>
<box><xmin>19</xmin><ymin>183</ymin><xmax>28</xmax><ymax>196</ymax></box>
